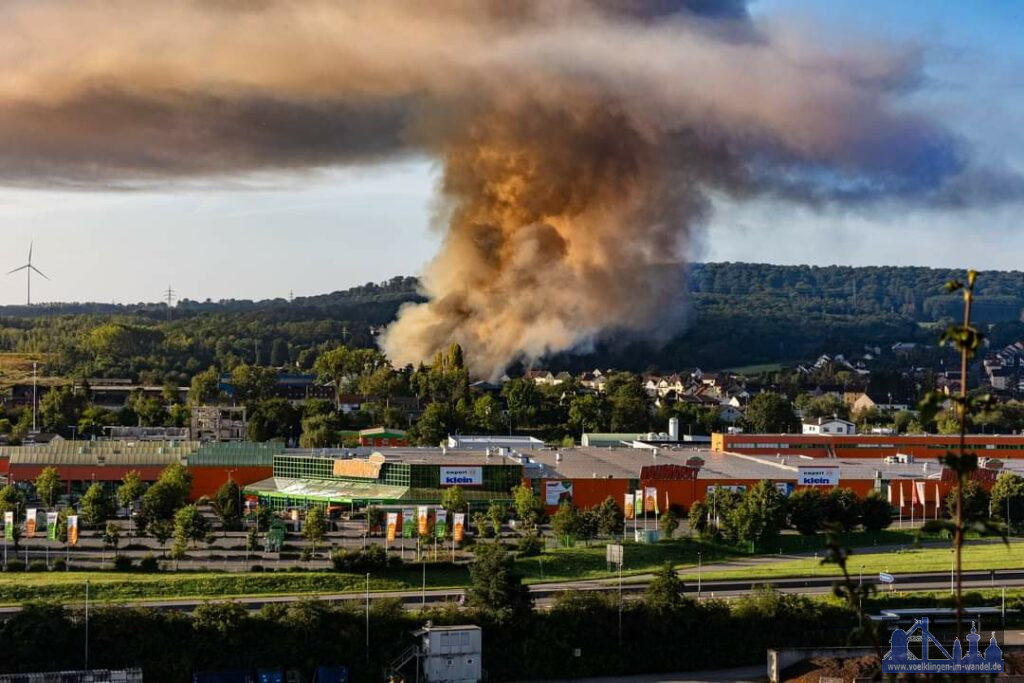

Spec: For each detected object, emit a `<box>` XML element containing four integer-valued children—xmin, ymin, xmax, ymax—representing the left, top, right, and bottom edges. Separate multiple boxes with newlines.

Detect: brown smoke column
<box><xmin>0</xmin><ymin>0</ymin><xmax>984</xmax><ymax>377</ymax></box>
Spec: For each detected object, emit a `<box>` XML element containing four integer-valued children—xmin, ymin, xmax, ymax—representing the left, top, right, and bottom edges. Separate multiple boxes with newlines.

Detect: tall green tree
<box><xmin>0</xmin><ymin>485</ymin><xmax>25</xmax><ymax>521</ymax></box>
<box><xmin>302</xmin><ymin>506</ymin><xmax>328</xmax><ymax>555</ymax></box>
<box><xmin>728</xmin><ymin>480</ymin><xmax>787</xmax><ymax>549</ymax></box>
<box><xmin>787</xmin><ymin>488</ymin><xmax>825</xmax><ymax>535</ymax></box>
<box><xmin>945</xmin><ymin>480</ymin><xmax>989</xmax><ymax>523</ymax></box>
<box><xmin>212</xmin><ymin>480</ymin><xmax>243</xmax><ymax>530</ymax></box>
<box><xmin>34</xmin><ymin>466</ymin><xmax>62</xmax><ymax>509</ymax></box>
<box><xmin>645</xmin><ymin>562</ymin><xmax>687</xmax><ymax>614</ymax></box>
<box><xmin>80</xmin><ymin>483</ymin><xmax>115</xmax><ymax>528</ymax></box>
<box><xmin>440</xmin><ymin>486</ymin><xmax>468</xmax><ymax>514</ymax></box>
<box><xmin>467</xmin><ymin>541</ymin><xmax>532</xmax><ymax>619</ymax></box>
<box><xmin>743</xmin><ymin>392</ymin><xmax>799</xmax><ymax>433</ymax></box>
<box><xmin>990</xmin><ymin>473</ymin><xmax>1024</xmax><ymax>533</ymax></box>
<box><xmin>822</xmin><ymin>488</ymin><xmax>862</xmax><ymax>532</ymax></box>
<box><xmin>117</xmin><ymin>470</ymin><xmax>146</xmax><ymax>511</ymax></box>
<box><xmin>860</xmin><ymin>490</ymin><xmax>895</xmax><ymax>532</ymax></box>
<box><xmin>173</xmin><ymin>504</ymin><xmax>212</xmax><ymax>548</ymax></box>
<box><xmin>189</xmin><ymin>367</ymin><xmax>223</xmax><ymax>406</ymax></box>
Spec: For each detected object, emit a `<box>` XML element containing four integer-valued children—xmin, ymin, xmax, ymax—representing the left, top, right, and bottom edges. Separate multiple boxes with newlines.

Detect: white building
<box><xmin>802</xmin><ymin>417</ymin><xmax>856</xmax><ymax>436</ymax></box>
<box><xmin>416</xmin><ymin>625</ymin><xmax>482</xmax><ymax>683</ymax></box>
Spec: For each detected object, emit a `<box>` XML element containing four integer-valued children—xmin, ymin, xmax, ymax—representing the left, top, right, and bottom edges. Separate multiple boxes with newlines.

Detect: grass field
<box><xmin>681</xmin><ymin>542</ymin><xmax>1024</xmax><ymax>583</ymax></box>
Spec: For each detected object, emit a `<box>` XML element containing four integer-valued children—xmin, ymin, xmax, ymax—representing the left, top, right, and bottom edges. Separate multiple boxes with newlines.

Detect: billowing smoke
<box><xmin>0</xmin><ymin>1</ymin><xmax>997</xmax><ymax>376</ymax></box>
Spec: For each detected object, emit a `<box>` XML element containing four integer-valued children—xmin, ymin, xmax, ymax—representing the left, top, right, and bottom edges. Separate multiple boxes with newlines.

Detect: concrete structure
<box><xmin>417</xmin><ymin>625</ymin><xmax>482</xmax><ymax>683</ymax></box>
<box><xmin>802</xmin><ymin>417</ymin><xmax>856</xmax><ymax>435</ymax></box>
<box><xmin>446</xmin><ymin>435</ymin><xmax>543</xmax><ymax>450</ymax></box>
<box><xmin>192</xmin><ymin>405</ymin><xmax>247</xmax><ymax>442</ymax></box>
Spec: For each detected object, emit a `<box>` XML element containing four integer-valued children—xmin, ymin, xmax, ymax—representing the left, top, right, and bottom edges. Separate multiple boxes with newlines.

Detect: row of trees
<box><xmin>688</xmin><ymin>482</ymin><xmax>894</xmax><ymax>550</ymax></box>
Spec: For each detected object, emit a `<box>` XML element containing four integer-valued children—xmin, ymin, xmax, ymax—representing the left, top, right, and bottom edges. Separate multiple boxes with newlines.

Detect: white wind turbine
<box><xmin>8</xmin><ymin>241</ymin><xmax>49</xmax><ymax>305</ymax></box>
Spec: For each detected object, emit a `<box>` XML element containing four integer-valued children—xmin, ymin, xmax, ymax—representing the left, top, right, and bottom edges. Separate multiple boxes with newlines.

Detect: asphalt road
<box><xmin>5</xmin><ymin>567</ymin><xmax>1024</xmax><ymax>616</ymax></box>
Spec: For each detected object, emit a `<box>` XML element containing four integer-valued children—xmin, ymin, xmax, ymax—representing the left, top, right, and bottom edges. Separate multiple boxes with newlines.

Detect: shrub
<box><xmin>138</xmin><ymin>554</ymin><xmax>159</xmax><ymax>573</ymax></box>
<box><xmin>300</xmin><ymin>547</ymin><xmax>313</xmax><ymax>562</ymax></box>
<box><xmin>51</xmin><ymin>558</ymin><xmax>67</xmax><ymax>572</ymax></box>
<box><xmin>330</xmin><ymin>545</ymin><xmax>402</xmax><ymax>573</ymax></box>
<box><xmin>250</xmin><ymin>565</ymin><xmax>265</xmax><ymax>573</ymax></box>
<box><xmin>28</xmin><ymin>560</ymin><xmax>48</xmax><ymax>572</ymax></box>
<box><xmin>5</xmin><ymin>560</ymin><xmax>26</xmax><ymax>572</ymax></box>
<box><xmin>113</xmin><ymin>556</ymin><xmax>134</xmax><ymax>572</ymax></box>
<box><xmin>517</xmin><ymin>533</ymin><xmax>543</xmax><ymax>557</ymax></box>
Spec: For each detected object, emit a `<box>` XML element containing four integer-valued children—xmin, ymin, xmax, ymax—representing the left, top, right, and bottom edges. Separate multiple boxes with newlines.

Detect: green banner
<box><xmin>435</xmin><ymin>510</ymin><xmax>448</xmax><ymax>539</ymax></box>
<box><xmin>402</xmin><ymin>508</ymin><xmax>415</xmax><ymax>538</ymax></box>
<box><xmin>3</xmin><ymin>512</ymin><xmax>12</xmax><ymax>541</ymax></box>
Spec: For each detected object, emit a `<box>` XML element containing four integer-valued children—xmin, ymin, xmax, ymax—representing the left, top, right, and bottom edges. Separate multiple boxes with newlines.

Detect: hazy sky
<box><xmin>0</xmin><ymin>0</ymin><xmax>1021</xmax><ymax>306</ymax></box>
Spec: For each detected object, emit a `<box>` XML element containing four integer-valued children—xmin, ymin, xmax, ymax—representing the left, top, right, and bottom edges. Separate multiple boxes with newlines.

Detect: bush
<box><xmin>139</xmin><ymin>554</ymin><xmax>159</xmax><ymax>573</ymax></box>
<box><xmin>250</xmin><ymin>565</ymin><xmax>265</xmax><ymax>573</ymax></box>
<box><xmin>300</xmin><ymin>547</ymin><xmax>313</xmax><ymax>562</ymax></box>
<box><xmin>28</xmin><ymin>560</ymin><xmax>48</xmax><ymax>573</ymax></box>
<box><xmin>51</xmin><ymin>558</ymin><xmax>67</xmax><ymax>572</ymax></box>
<box><xmin>517</xmin><ymin>533</ymin><xmax>543</xmax><ymax>557</ymax></box>
<box><xmin>113</xmin><ymin>556</ymin><xmax>134</xmax><ymax>572</ymax></box>
<box><xmin>330</xmin><ymin>545</ymin><xmax>402</xmax><ymax>573</ymax></box>
<box><xmin>5</xmin><ymin>560</ymin><xmax>26</xmax><ymax>572</ymax></box>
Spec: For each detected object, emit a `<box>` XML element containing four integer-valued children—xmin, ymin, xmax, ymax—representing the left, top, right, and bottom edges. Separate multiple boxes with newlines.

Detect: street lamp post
<box><xmin>697</xmin><ymin>552</ymin><xmax>702</xmax><ymax>596</ymax></box>
<box><xmin>365</xmin><ymin>573</ymin><xmax>371</xmax><ymax>665</ymax></box>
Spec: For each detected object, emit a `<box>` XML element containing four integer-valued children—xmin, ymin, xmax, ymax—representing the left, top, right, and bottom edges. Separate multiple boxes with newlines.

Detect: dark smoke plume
<box><xmin>0</xmin><ymin>0</ymin><xmax>999</xmax><ymax>376</ymax></box>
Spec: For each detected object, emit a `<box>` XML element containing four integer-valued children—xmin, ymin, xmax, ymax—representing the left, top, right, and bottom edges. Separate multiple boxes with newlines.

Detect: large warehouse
<box><xmin>712</xmin><ymin>432</ymin><xmax>1024</xmax><ymax>459</ymax></box>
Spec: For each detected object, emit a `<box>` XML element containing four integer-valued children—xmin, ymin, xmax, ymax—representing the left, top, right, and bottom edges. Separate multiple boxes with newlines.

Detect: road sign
<box><xmin>606</xmin><ymin>544</ymin><xmax>624</xmax><ymax>568</ymax></box>
<box><xmin>879</xmin><ymin>572</ymin><xmax>895</xmax><ymax>584</ymax></box>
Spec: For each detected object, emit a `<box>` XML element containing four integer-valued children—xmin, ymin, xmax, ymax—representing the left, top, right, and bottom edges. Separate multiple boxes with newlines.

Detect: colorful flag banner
<box><xmin>26</xmin><ymin>509</ymin><xmax>37</xmax><ymax>538</ymax></box>
<box><xmin>899</xmin><ymin>482</ymin><xmax>905</xmax><ymax>509</ymax></box>
<box><xmin>68</xmin><ymin>515</ymin><xmax>79</xmax><ymax>546</ymax></box>
<box><xmin>402</xmin><ymin>508</ymin><xmax>415</xmax><ymax>538</ymax></box>
<box><xmin>435</xmin><ymin>510</ymin><xmax>448</xmax><ymax>539</ymax></box>
<box><xmin>3</xmin><ymin>511</ymin><xmax>12</xmax><ymax>541</ymax></box>
<box><xmin>624</xmin><ymin>493</ymin><xmax>635</xmax><ymax>520</ymax></box>
<box><xmin>935</xmin><ymin>484</ymin><xmax>941</xmax><ymax>520</ymax></box>
<box><xmin>911</xmin><ymin>480</ymin><xmax>919</xmax><ymax>506</ymax></box>
<box><xmin>386</xmin><ymin>512</ymin><xmax>398</xmax><ymax>542</ymax></box>
<box><xmin>453</xmin><ymin>513</ymin><xmax>465</xmax><ymax>543</ymax></box>
<box><xmin>46</xmin><ymin>512</ymin><xmax>58</xmax><ymax>541</ymax></box>
<box><xmin>417</xmin><ymin>506</ymin><xmax>429</xmax><ymax>536</ymax></box>
<box><xmin>636</xmin><ymin>489</ymin><xmax>645</xmax><ymax>515</ymax></box>
<box><xmin>645</xmin><ymin>487</ymin><xmax>657</xmax><ymax>514</ymax></box>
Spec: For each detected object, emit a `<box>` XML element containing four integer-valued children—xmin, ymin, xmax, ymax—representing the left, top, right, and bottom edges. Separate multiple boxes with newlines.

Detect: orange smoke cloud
<box><xmin>0</xmin><ymin>0</ymin><xmax>983</xmax><ymax>376</ymax></box>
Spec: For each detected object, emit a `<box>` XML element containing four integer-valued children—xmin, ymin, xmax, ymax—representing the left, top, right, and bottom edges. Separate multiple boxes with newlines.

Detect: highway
<box><xmin>5</xmin><ymin>567</ymin><xmax>1024</xmax><ymax>615</ymax></box>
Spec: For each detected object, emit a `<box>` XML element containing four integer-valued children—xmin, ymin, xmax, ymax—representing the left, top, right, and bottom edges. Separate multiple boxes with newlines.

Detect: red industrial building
<box><xmin>712</xmin><ymin>432</ymin><xmax>1024</xmax><ymax>459</ymax></box>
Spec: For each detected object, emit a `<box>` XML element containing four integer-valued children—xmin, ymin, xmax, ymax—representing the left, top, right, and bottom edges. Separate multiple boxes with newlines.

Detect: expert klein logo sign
<box><xmin>440</xmin><ymin>467</ymin><xmax>483</xmax><ymax>486</ymax></box>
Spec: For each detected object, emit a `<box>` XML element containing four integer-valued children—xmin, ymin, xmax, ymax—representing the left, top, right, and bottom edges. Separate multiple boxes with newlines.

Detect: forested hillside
<box><xmin>0</xmin><ymin>264</ymin><xmax>1022</xmax><ymax>382</ymax></box>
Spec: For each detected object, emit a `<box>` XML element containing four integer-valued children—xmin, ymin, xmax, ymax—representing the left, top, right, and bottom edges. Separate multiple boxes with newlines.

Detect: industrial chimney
<box><xmin>668</xmin><ymin>417</ymin><xmax>680</xmax><ymax>442</ymax></box>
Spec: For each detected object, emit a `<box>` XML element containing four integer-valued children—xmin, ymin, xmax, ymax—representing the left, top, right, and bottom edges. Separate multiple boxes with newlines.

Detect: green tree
<box><xmin>688</xmin><ymin>500</ymin><xmax>708</xmax><ymax>536</ymax></box>
<box><xmin>440</xmin><ymin>486</ymin><xmax>468</xmax><ymax>514</ymax></box>
<box><xmin>728</xmin><ymin>480</ymin><xmax>787</xmax><ymax>549</ymax></box>
<box><xmin>605</xmin><ymin>372</ymin><xmax>651</xmax><ymax>432</ymax></box>
<box><xmin>551</xmin><ymin>501</ymin><xmax>583</xmax><ymax>546</ymax></box>
<box><xmin>413</xmin><ymin>402</ymin><xmax>451</xmax><ymax>447</ymax></box>
<box><xmin>471</xmin><ymin>394</ymin><xmax>504</xmax><ymax>433</ymax></box>
<box><xmin>822</xmin><ymin>488</ymin><xmax>862</xmax><ymax>532</ymax></box>
<box><xmin>802</xmin><ymin>394</ymin><xmax>849</xmax><ymax>420</ymax></box>
<box><xmin>743</xmin><ymin>392</ymin><xmax>798</xmax><ymax>433</ymax></box>
<box><xmin>299</xmin><ymin>412</ymin><xmax>341</xmax><ymax>448</ymax></box>
<box><xmin>860</xmin><ymin>490</ymin><xmax>895</xmax><ymax>532</ymax></box>
<box><xmin>103</xmin><ymin>521</ymin><xmax>121</xmax><ymax>556</ymax></box>
<box><xmin>467</xmin><ymin>541</ymin><xmax>532</xmax><ymax>618</ymax></box>
<box><xmin>502</xmin><ymin>379</ymin><xmax>539</xmax><ymax>429</ymax></box>
<box><xmin>141</xmin><ymin>463</ymin><xmax>192</xmax><ymax>523</ymax></box>
<box><xmin>594</xmin><ymin>497</ymin><xmax>624</xmax><ymax>537</ymax></box>
<box><xmin>512</xmin><ymin>484</ymin><xmax>541</xmax><ymax>526</ymax></box>
<box><xmin>189</xmin><ymin>367</ymin><xmax>223</xmax><ymax>406</ymax></box>
<box><xmin>487</xmin><ymin>503</ymin><xmax>507</xmax><ymax>536</ymax></box>
<box><xmin>568</xmin><ymin>394</ymin><xmax>609</xmax><ymax>433</ymax></box>
<box><xmin>659</xmin><ymin>509</ymin><xmax>679</xmax><ymax>539</ymax></box>
<box><xmin>34</xmin><ymin>466</ymin><xmax>62</xmax><ymax>509</ymax></box>
<box><xmin>148</xmin><ymin>519</ymin><xmax>173</xmax><ymax>555</ymax></box>
<box><xmin>211</xmin><ymin>480</ymin><xmax>243</xmax><ymax>530</ymax></box>
<box><xmin>787</xmin><ymin>488</ymin><xmax>825</xmax><ymax>535</ymax></box>
<box><xmin>117</xmin><ymin>470</ymin><xmax>146</xmax><ymax>511</ymax></box>
<box><xmin>990</xmin><ymin>473</ymin><xmax>1024</xmax><ymax>533</ymax></box>
<box><xmin>38</xmin><ymin>385</ymin><xmax>86</xmax><ymax>435</ymax></box>
<box><xmin>173</xmin><ymin>504</ymin><xmax>212</xmax><ymax>548</ymax></box>
<box><xmin>645</xmin><ymin>562</ymin><xmax>687</xmax><ymax>614</ymax></box>
<box><xmin>230</xmin><ymin>364</ymin><xmax>278</xmax><ymax>406</ymax></box>
<box><xmin>946</xmin><ymin>480</ymin><xmax>990</xmax><ymax>523</ymax></box>
<box><xmin>80</xmin><ymin>483</ymin><xmax>114</xmax><ymax>529</ymax></box>
<box><xmin>247</xmin><ymin>398</ymin><xmax>300</xmax><ymax>442</ymax></box>
<box><xmin>302</xmin><ymin>506</ymin><xmax>327</xmax><ymax>555</ymax></box>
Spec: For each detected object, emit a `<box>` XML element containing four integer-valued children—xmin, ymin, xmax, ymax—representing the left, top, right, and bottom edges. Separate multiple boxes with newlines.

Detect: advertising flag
<box><xmin>636</xmin><ymin>489</ymin><xmax>644</xmax><ymax>515</ymax></box>
<box><xmin>624</xmin><ymin>493</ymin><xmax>634</xmax><ymax>520</ymax></box>
<box><xmin>3</xmin><ymin>511</ymin><xmax>12</xmax><ymax>541</ymax></box>
<box><xmin>386</xmin><ymin>512</ymin><xmax>398</xmax><ymax>542</ymax></box>
<box><xmin>46</xmin><ymin>512</ymin><xmax>58</xmax><ymax>541</ymax></box>
<box><xmin>911</xmin><ymin>480</ymin><xmax>919</xmax><ymax>506</ymax></box>
<box><xmin>417</xmin><ymin>506</ymin><xmax>429</xmax><ymax>536</ymax></box>
<box><xmin>888</xmin><ymin>483</ymin><xmax>895</xmax><ymax>504</ymax></box>
<box><xmin>26</xmin><ymin>509</ymin><xmax>37</xmax><ymax>538</ymax></box>
<box><xmin>915</xmin><ymin>482</ymin><xmax>926</xmax><ymax>509</ymax></box>
<box><xmin>453</xmin><ymin>513</ymin><xmax>466</xmax><ymax>543</ymax></box>
<box><xmin>435</xmin><ymin>510</ymin><xmax>448</xmax><ymax>539</ymax></box>
<box><xmin>68</xmin><ymin>515</ymin><xmax>80</xmax><ymax>546</ymax></box>
<box><xmin>645</xmin><ymin>487</ymin><xmax>657</xmax><ymax>514</ymax></box>
<box><xmin>402</xmin><ymin>508</ymin><xmax>415</xmax><ymax>538</ymax></box>
<box><xmin>935</xmin><ymin>484</ymin><xmax>941</xmax><ymax>520</ymax></box>
<box><xmin>899</xmin><ymin>482</ymin><xmax>905</xmax><ymax>509</ymax></box>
